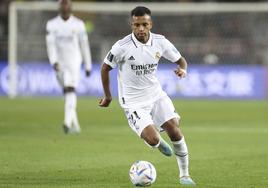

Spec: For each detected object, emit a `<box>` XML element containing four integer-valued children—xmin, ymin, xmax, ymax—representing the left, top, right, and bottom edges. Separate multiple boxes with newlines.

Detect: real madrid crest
<box><xmin>155</xmin><ymin>52</ymin><xmax>161</xmax><ymax>59</ymax></box>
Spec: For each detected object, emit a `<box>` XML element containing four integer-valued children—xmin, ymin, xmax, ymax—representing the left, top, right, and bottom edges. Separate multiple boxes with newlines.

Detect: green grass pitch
<box><xmin>0</xmin><ymin>97</ymin><xmax>268</xmax><ymax>188</ymax></box>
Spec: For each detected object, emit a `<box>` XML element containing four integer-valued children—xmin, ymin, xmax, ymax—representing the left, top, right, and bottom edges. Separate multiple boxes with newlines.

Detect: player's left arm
<box><xmin>174</xmin><ymin>57</ymin><xmax>188</xmax><ymax>79</ymax></box>
<box><xmin>79</xmin><ymin>21</ymin><xmax>92</xmax><ymax>77</ymax></box>
<box><xmin>161</xmin><ymin>37</ymin><xmax>188</xmax><ymax>79</ymax></box>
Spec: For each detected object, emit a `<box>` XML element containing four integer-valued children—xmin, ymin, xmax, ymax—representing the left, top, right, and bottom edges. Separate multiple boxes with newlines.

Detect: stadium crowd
<box><xmin>1</xmin><ymin>0</ymin><xmax>268</xmax><ymax>64</ymax></box>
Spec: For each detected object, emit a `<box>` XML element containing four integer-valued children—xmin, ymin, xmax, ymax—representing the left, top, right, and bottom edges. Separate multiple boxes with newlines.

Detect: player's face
<box><xmin>131</xmin><ymin>14</ymin><xmax>152</xmax><ymax>44</ymax></box>
<box><xmin>59</xmin><ymin>0</ymin><xmax>72</xmax><ymax>19</ymax></box>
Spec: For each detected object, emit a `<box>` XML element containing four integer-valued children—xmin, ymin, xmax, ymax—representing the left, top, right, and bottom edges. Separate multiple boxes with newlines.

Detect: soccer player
<box><xmin>99</xmin><ymin>6</ymin><xmax>196</xmax><ymax>186</ymax></box>
<box><xmin>46</xmin><ymin>0</ymin><xmax>92</xmax><ymax>134</ymax></box>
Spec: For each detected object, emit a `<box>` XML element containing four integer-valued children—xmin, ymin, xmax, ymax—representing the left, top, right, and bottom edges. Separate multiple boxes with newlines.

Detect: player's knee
<box><xmin>141</xmin><ymin>125</ymin><xmax>160</xmax><ymax>147</ymax></box>
<box><xmin>170</xmin><ymin>130</ymin><xmax>182</xmax><ymax>141</ymax></box>
<box><xmin>64</xmin><ymin>87</ymin><xmax>75</xmax><ymax>93</ymax></box>
<box><xmin>166</xmin><ymin>124</ymin><xmax>183</xmax><ymax>141</ymax></box>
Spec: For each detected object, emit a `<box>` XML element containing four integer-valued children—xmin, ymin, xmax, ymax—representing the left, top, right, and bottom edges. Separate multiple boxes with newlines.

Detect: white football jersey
<box><xmin>46</xmin><ymin>15</ymin><xmax>92</xmax><ymax>72</ymax></box>
<box><xmin>104</xmin><ymin>32</ymin><xmax>182</xmax><ymax>108</ymax></box>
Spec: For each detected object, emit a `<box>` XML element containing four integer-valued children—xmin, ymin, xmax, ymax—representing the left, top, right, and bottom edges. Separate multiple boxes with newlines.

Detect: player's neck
<box><xmin>60</xmin><ymin>14</ymin><xmax>71</xmax><ymax>21</ymax></box>
<box><xmin>140</xmin><ymin>38</ymin><xmax>149</xmax><ymax>44</ymax></box>
<box><xmin>135</xmin><ymin>34</ymin><xmax>150</xmax><ymax>44</ymax></box>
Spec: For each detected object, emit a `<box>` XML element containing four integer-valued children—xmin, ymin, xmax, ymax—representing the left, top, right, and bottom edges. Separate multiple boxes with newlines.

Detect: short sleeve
<box><xmin>45</xmin><ymin>20</ymin><xmax>58</xmax><ymax>65</ymax></box>
<box><xmin>78</xmin><ymin>21</ymin><xmax>87</xmax><ymax>38</ymax></box>
<box><xmin>162</xmin><ymin>38</ymin><xmax>182</xmax><ymax>63</ymax></box>
<box><xmin>103</xmin><ymin>42</ymin><xmax>123</xmax><ymax>69</ymax></box>
<box><xmin>46</xmin><ymin>21</ymin><xmax>52</xmax><ymax>34</ymax></box>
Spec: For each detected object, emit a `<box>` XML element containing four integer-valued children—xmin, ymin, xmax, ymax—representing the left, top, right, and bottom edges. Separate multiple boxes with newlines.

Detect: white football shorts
<box><xmin>56</xmin><ymin>68</ymin><xmax>80</xmax><ymax>88</ymax></box>
<box><xmin>124</xmin><ymin>96</ymin><xmax>180</xmax><ymax>137</ymax></box>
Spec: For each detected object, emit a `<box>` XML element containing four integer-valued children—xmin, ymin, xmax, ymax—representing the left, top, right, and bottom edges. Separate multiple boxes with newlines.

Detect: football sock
<box><xmin>64</xmin><ymin>92</ymin><xmax>76</xmax><ymax>128</ymax></box>
<box><xmin>172</xmin><ymin>137</ymin><xmax>190</xmax><ymax>178</ymax></box>
<box><xmin>72</xmin><ymin>108</ymin><xmax>80</xmax><ymax>130</ymax></box>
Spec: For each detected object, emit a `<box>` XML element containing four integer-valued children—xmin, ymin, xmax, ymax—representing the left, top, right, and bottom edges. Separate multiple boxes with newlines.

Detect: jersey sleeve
<box><xmin>162</xmin><ymin>38</ymin><xmax>182</xmax><ymax>63</ymax></box>
<box><xmin>45</xmin><ymin>21</ymin><xmax>58</xmax><ymax>65</ymax></box>
<box><xmin>103</xmin><ymin>42</ymin><xmax>123</xmax><ymax>69</ymax></box>
<box><xmin>78</xmin><ymin>21</ymin><xmax>92</xmax><ymax>71</ymax></box>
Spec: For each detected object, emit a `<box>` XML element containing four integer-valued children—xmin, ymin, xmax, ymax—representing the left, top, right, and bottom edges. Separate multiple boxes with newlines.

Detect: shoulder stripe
<box><xmin>131</xmin><ymin>37</ymin><xmax>138</xmax><ymax>48</ymax></box>
<box><xmin>118</xmin><ymin>35</ymin><xmax>132</xmax><ymax>46</ymax></box>
<box><xmin>154</xmin><ymin>36</ymin><xmax>165</xmax><ymax>39</ymax></box>
<box><xmin>152</xmin><ymin>33</ymin><xmax>165</xmax><ymax>40</ymax></box>
<box><xmin>119</xmin><ymin>39</ymin><xmax>132</xmax><ymax>46</ymax></box>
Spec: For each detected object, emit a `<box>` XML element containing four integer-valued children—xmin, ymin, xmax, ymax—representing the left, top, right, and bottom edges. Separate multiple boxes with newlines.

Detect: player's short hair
<box><xmin>131</xmin><ymin>6</ymin><xmax>151</xmax><ymax>17</ymax></box>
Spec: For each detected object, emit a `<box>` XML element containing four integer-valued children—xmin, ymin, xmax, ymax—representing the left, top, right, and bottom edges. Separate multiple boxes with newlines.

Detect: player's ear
<box><xmin>150</xmin><ymin>20</ymin><xmax>153</xmax><ymax>29</ymax></box>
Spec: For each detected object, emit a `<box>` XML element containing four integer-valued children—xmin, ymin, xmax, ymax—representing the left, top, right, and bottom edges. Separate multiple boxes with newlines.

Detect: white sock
<box><xmin>172</xmin><ymin>137</ymin><xmax>190</xmax><ymax>178</ymax></box>
<box><xmin>72</xmin><ymin>109</ymin><xmax>81</xmax><ymax>131</ymax></box>
<box><xmin>64</xmin><ymin>92</ymin><xmax>76</xmax><ymax>128</ymax></box>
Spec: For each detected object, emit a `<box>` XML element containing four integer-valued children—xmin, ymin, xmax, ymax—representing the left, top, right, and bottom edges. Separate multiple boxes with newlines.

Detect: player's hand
<box><xmin>99</xmin><ymin>97</ymin><xmax>112</xmax><ymax>107</ymax></box>
<box><xmin>174</xmin><ymin>67</ymin><xmax>187</xmax><ymax>79</ymax></box>
<box><xmin>85</xmin><ymin>70</ymin><xmax>91</xmax><ymax>77</ymax></box>
<box><xmin>53</xmin><ymin>63</ymin><xmax>60</xmax><ymax>72</ymax></box>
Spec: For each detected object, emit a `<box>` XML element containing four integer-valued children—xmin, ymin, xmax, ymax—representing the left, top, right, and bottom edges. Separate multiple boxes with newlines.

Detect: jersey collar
<box><xmin>131</xmin><ymin>32</ymin><xmax>152</xmax><ymax>48</ymax></box>
<box><xmin>58</xmin><ymin>14</ymin><xmax>73</xmax><ymax>22</ymax></box>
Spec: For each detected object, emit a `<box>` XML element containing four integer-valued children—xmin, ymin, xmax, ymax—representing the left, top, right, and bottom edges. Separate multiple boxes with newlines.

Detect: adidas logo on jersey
<box><xmin>128</xmin><ymin>56</ymin><xmax>135</xmax><ymax>60</ymax></box>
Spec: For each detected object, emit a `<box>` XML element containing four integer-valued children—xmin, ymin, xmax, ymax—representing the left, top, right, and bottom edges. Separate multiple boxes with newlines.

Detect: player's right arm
<box><xmin>46</xmin><ymin>20</ymin><xmax>59</xmax><ymax>72</ymax></box>
<box><xmin>99</xmin><ymin>42</ymin><xmax>123</xmax><ymax>107</ymax></box>
<box><xmin>99</xmin><ymin>63</ymin><xmax>113</xmax><ymax>107</ymax></box>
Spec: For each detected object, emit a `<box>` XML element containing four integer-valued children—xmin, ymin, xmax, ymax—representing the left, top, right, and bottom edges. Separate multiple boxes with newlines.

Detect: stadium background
<box><xmin>0</xmin><ymin>0</ymin><xmax>268</xmax><ymax>188</ymax></box>
<box><xmin>1</xmin><ymin>0</ymin><xmax>268</xmax><ymax>98</ymax></box>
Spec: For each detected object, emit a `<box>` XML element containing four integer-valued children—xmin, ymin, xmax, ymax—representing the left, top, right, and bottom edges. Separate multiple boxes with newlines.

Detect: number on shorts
<box><xmin>128</xmin><ymin>111</ymin><xmax>141</xmax><ymax>127</ymax></box>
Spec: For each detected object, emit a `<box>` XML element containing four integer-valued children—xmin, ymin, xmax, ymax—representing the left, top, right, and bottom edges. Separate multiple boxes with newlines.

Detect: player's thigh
<box><xmin>124</xmin><ymin>107</ymin><xmax>154</xmax><ymax>137</ymax></box>
<box><xmin>152</xmin><ymin>96</ymin><xmax>180</xmax><ymax>129</ymax></box>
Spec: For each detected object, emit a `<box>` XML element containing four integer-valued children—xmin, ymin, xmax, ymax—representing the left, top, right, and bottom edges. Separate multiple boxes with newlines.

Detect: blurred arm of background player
<box><xmin>79</xmin><ymin>22</ymin><xmax>92</xmax><ymax>77</ymax></box>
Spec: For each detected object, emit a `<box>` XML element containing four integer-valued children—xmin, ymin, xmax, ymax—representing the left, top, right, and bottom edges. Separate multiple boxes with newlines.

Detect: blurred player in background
<box><xmin>46</xmin><ymin>0</ymin><xmax>92</xmax><ymax>134</ymax></box>
<box><xmin>99</xmin><ymin>6</ymin><xmax>195</xmax><ymax>186</ymax></box>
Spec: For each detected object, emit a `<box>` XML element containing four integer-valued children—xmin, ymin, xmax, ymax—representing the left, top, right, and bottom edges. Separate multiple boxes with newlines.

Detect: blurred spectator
<box><xmin>1</xmin><ymin>0</ymin><xmax>268</xmax><ymax>64</ymax></box>
<box><xmin>203</xmin><ymin>53</ymin><xmax>219</xmax><ymax>64</ymax></box>
<box><xmin>0</xmin><ymin>0</ymin><xmax>11</xmax><ymax>61</ymax></box>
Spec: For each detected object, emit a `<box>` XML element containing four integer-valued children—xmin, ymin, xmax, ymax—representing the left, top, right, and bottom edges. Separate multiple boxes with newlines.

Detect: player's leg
<box><xmin>72</xmin><ymin>110</ymin><xmax>81</xmax><ymax>133</ymax></box>
<box><xmin>141</xmin><ymin>125</ymin><xmax>160</xmax><ymax>147</ymax></box>
<box><xmin>163</xmin><ymin>119</ymin><xmax>195</xmax><ymax>185</ymax></box>
<box><xmin>153</xmin><ymin>96</ymin><xmax>195</xmax><ymax>185</ymax></box>
<box><xmin>62</xmin><ymin>69</ymin><xmax>81</xmax><ymax>134</ymax></box>
<box><xmin>63</xmin><ymin>86</ymin><xmax>77</xmax><ymax>133</ymax></box>
<box><xmin>55</xmin><ymin>70</ymin><xmax>71</xmax><ymax>133</ymax></box>
<box><xmin>69</xmin><ymin>68</ymin><xmax>81</xmax><ymax>133</ymax></box>
<box><xmin>124</xmin><ymin>107</ymin><xmax>172</xmax><ymax>156</ymax></box>
<box><xmin>141</xmin><ymin>126</ymin><xmax>173</xmax><ymax>156</ymax></box>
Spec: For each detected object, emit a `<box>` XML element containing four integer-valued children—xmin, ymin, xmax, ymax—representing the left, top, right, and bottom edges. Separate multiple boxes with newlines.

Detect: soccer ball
<box><xmin>129</xmin><ymin>160</ymin><xmax>157</xmax><ymax>187</ymax></box>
